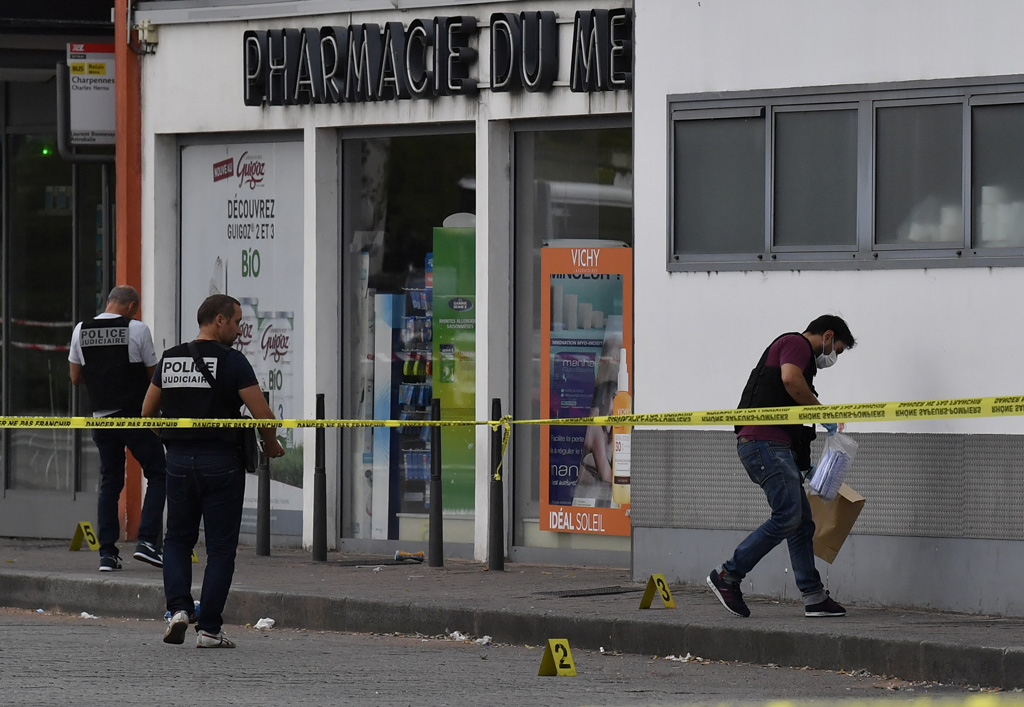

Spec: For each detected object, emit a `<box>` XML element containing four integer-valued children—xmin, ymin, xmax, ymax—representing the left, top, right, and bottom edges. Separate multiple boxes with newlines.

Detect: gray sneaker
<box><xmin>197</xmin><ymin>630</ymin><xmax>236</xmax><ymax>648</ymax></box>
<box><xmin>163</xmin><ymin>610</ymin><xmax>190</xmax><ymax>644</ymax></box>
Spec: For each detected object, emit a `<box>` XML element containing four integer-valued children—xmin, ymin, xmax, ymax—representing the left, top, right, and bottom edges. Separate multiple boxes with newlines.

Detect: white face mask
<box><xmin>816</xmin><ymin>336</ymin><xmax>837</xmax><ymax>369</ymax></box>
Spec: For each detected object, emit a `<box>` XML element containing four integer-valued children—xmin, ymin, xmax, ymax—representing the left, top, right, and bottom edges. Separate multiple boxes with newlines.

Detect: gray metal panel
<box><xmin>964</xmin><ymin>435</ymin><xmax>1024</xmax><ymax>538</ymax></box>
<box><xmin>633</xmin><ymin>428</ymin><xmax>1024</xmax><ymax>541</ymax></box>
<box><xmin>633</xmin><ymin>429</ymin><xmax>766</xmax><ymax>531</ymax></box>
<box><xmin>850</xmin><ymin>433</ymin><xmax>965</xmax><ymax>537</ymax></box>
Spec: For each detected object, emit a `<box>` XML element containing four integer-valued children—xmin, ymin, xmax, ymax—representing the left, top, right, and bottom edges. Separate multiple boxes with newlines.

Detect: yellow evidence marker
<box><xmin>69</xmin><ymin>522</ymin><xmax>100</xmax><ymax>551</ymax></box>
<box><xmin>538</xmin><ymin>638</ymin><xmax>577</xmax><ymax>676</ymax></box>
<box><xmin>638</xmin><ymin>574</ymin><xmax>676</xmax><ymax>609</ymax></box>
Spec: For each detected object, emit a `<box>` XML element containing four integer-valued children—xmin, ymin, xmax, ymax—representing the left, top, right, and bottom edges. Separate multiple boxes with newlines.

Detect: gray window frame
<box><xmin>667</xmin><ymin>75</ymin><xmax>1024</xmax><ymax>271</ymax></box>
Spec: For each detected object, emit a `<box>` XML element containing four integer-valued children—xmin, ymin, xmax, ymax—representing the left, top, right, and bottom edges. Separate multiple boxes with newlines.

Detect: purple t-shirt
<box><xmin>737</xmin><ymin>334</ymin><xmax>812</xmax><ymax>444</ymax></box>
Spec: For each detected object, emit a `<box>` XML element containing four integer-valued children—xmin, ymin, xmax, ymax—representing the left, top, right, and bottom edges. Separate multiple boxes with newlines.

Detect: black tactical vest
<box><xmin>157</xmin><ymin>340</ymin><xmax>243</xmax><ymax>445</ymax></box>
<box><xmin>735</xmin><ymin>332</ymin><xmax>817</xmax><ymax>450</ymax></box>
<box><xmin>79</xmin><ymin>315</ymin><xmax>149</xmax><ymax>413</ymax></box>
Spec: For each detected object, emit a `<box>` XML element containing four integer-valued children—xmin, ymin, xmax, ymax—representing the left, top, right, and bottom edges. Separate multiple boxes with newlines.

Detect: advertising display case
<box><xmin>540</xmin><ymin>244</ymin><xmax>632</xmax><ymax>537</ymax></box>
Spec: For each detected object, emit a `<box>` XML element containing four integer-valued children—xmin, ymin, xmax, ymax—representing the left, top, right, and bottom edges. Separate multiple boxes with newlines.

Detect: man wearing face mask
<box><xmin>707</xmin><ymin>314</ymin><xmax>856</xmax><ymax>619</ymax></box>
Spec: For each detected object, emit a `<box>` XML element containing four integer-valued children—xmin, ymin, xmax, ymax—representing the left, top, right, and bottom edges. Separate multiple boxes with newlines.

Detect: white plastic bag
<box><xmin>809</xmin><ymin>432</ymin><xmax>858</xmax><ymax>501</ymax></box>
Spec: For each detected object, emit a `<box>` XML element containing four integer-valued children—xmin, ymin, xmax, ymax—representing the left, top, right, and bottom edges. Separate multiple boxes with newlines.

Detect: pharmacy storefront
<box><xmin>135</xmin><ymin>0</ymin><xmax>633</xmax><ymax>562</ymax></box>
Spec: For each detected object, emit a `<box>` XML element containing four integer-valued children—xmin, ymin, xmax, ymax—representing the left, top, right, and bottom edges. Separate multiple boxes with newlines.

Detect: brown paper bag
<box><xmin>808</xmin><ymin>483</ymin><xmax>865</xmax><ymax>563</ymax></box>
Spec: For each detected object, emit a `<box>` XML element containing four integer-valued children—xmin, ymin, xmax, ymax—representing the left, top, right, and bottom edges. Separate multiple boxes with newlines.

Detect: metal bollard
<box><xmin>429</xmin><ymin>398</ymin><xmax>444</xmax><ymax>567</ymax></box>
<box><xmin>488</xmin><ymin>398</ymin><xmax>505</xmax><ymax>571</ymax></box>
<box><xmin>312</xmin><ymin>393</ymin><xmax>327</xmax><ymax>562</ymax></box>
<box><xmin>256</xmin><ymin>394</ymin><xmax>271</xmax><ymax>556</ymax></box>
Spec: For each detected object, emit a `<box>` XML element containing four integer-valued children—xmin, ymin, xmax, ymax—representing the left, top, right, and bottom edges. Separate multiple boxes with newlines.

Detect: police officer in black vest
<box><xmin>143</xmin><ymin>294</ymin><xmax>284</xmax><ymax>648</ymax></box>
<box><xmin>69</xmin><ymin>285</ymin><xmax>167</xmax><ymax>572</ymax></box>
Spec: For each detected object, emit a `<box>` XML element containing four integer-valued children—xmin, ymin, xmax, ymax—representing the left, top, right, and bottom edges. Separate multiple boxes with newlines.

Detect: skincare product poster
<box><xmin>540</xmin><ymin>246</ymin><xmax>633</xmax><ymax>536</ymax></box>
<box><xmin>179</xmin><ymin>141</ymin><xmax>305</xmax><ymax>535</ymax></box>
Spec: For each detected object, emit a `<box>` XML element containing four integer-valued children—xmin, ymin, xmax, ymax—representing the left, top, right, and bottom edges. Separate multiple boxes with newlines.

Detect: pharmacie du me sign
<box><xmin>243</xmin><ymin>9</ymin><xmax>632</xmax><ymax>106</ymax></box>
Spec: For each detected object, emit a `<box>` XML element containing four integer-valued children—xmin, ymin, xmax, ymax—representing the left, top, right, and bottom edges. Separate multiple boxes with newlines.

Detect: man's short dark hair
<box><xmin>197</xmin><ymin>294</ymin><xmax>240</xmax><ymax>326</ymax></box>
<box><xmin>805</xmin><ymin>314</ymin><xmax>856</xmax><ymax>349</ymax></box>
<box><xmin>107</xmin><ymin>285</ymin><xmax>140</xmax><ymax>307</ymax></box>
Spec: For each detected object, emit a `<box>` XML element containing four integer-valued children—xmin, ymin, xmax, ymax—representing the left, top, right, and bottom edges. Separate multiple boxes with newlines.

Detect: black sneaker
<box><xmin>805</xmin><ymin>591</ymin><xmax>846</xmax><ymax>617</ymax></box>
<box><xmin>133</xmin><ymin>541</ymin><xmax>163</xmax><ymax>568</ymax></box>
<box><xmin>99</xmin><ymin>554</ymin><xmax>122</xmax><ymax>572</ymax></box>
<box><xmin>707</xmin><ymin>569</ymin><xmax>750</xmax><ymax>617</ymax></box>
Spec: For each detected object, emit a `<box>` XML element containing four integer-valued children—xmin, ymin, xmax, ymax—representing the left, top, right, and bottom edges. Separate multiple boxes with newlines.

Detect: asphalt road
<box><xmin>0</xmin><ymin>607</ymin><xmax>999</xmax><ymax>706</ymax></box>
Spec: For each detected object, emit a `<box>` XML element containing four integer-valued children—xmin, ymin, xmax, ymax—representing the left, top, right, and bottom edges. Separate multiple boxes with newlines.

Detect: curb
<box><xmin>2</xmin><ymin>571</ymin><xmax>1022</xmax><ymax>690</ymax></box>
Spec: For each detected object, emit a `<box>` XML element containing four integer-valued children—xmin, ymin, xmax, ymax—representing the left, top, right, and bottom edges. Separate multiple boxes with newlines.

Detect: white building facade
<box><xmin>632</xmin><ymin>0</ymin><xmax>1024</xmax><ymax>615</ymax></box>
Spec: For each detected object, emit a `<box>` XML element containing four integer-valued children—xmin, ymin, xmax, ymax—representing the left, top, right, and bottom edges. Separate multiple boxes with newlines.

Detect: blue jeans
<box><xmin>722</xmin><ymin>439</ymin><xmax>826</xmax><ymax>604</ymax></box>
<box><xmin>163</xmin><ymin>447</ymin><xmax>245</xmax><ymax>635</ymax></box>
<box><xmin>93</xmin><ymin>427</ymin><xmax>167</xmax><ymax>557</ymax></box>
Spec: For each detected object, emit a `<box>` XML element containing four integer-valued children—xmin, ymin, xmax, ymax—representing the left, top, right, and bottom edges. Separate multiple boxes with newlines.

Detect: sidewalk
<box><xmin>1</xmin><ymin>537</ymin><xmax>1022</xmax><ymax>690</ymax></box>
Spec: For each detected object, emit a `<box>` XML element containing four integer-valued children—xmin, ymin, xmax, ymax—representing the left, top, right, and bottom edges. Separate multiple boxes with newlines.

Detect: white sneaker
<box><xmin>196</xmin><ymin>630</ymin><xmax>236</xmax><ymax>648</ymax></box>
<box><xmin>163</xmin><ymin>610</ymin><xmax>190</xmax><ymax>645</ymax></box>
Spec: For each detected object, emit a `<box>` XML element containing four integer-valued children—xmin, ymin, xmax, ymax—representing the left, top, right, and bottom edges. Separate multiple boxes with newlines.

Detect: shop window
<box><xmin>1</xmin><ymin>126</ymin><xmax>109</xmax><ymax>494</ymax></box>
<box><xmin>341</xmin><ymin>132</ymin><xmax>475</xmax><ymax>541</ymax></box>
<box><xmin>8</xmin><ymin>81</ymin><xmax>56</xmax><ymax>127</ymax></box>
<box><xmin>0</xmin><ymin>62</ymin><xmax>112</xmax><ymax>525</ymax></box>
<box><xmin>668</xmin><ymin>78</ymin><xmax>1024</xmax><ymax>270</ymax></box>
<box><xmin>6</xmin><ymin>134</ymin><xmax>75</xmax><ymax>490</ymax></box>
<box><xmin>512</xmin><ymin>124</ymin><xmax>632</xmax><ymax>548</ymax></box>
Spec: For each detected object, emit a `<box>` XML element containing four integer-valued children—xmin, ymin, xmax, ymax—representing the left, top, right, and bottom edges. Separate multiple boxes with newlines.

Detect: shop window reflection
<box><xmin>342</xmin><ymin>133</ymin><xmax>475</xmax><ymax>540</ymax></box>
<box><xmin>7</xmin><ymin>134</ymin><xmax>75</xmax><ymax>490</ymax></box>
<box><xmin>512</xmin><ymin>126</ymin><xmax>632</xmax><ymax>546</ymax></box>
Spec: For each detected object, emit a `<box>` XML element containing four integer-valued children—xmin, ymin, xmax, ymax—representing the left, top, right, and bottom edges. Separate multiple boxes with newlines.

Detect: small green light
<box><xmin>41</xmin><ymin>146</ymin><xmax>51</xmax><ymax>156</ymax></box>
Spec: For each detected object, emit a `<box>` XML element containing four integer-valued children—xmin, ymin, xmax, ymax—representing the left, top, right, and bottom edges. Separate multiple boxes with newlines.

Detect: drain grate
<box><xmin>534</xmin><ymin>585</ymin><xmax>643</xmax><ymax>598</ymax></box>
<box><xmin>333</xmin><ymin>558</ymin><xmax>424</xmax><ymax>567</ymax></box>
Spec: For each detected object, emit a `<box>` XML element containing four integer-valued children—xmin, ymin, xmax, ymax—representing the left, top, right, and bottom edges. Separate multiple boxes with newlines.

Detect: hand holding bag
<box><xmin>808</xmin><ymin>431</ymin><xmax>858</xmax><ymax>501</ymax></box>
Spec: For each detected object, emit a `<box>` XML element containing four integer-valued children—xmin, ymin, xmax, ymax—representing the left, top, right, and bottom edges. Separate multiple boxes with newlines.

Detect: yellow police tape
<box><xmin>757</xmin><ymin>699</ymin><xmax>1012</xmax><ymax>707</ymax></box>
<box><xmin>1</xmin><ymin>396</ymin><xmax>1020</xmax><ymax>484</ymax></box>
<box><xmin>533</xmin><ymin>394</ymin><xmax>1024</xmax><ymax>427</ymax></box>
<box><xmin>0</xmin><ymin>394</ymin><xmax>1022</xmax><ymax>430</ymax></box>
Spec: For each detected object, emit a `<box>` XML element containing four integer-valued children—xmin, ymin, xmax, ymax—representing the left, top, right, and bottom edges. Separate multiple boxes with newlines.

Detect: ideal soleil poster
<box><xmin>179</xmin><ymin>141</ymin><xmax>304</xmax><ymax>536</ymax></box>
<box><xmin>540</xmin><ymin>245</ymin><xmax>633</xmax><ymax>536</ymax></box>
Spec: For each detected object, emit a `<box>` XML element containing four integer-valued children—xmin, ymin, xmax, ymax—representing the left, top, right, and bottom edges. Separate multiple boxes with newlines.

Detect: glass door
<box><xmin>512</xmin><ymin>123</ymin><xmax>633</xmax><ymax>555</ymax></box>
<box><xmin>340</xmin><ymin>130</ymin><xmax>475</xmax><ymax>545</ymax></box>
<box><xmin>0</xmin><ymin>77</ymin><xmax>113</xmax><ymax>536</ymax></box>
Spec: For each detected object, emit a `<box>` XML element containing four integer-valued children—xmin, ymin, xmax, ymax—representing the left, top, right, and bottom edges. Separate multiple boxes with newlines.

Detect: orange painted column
<box><xmin>115</xmin><ymin>0</ymin><xmax>144</xmax><ymax>542</ymax></box>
